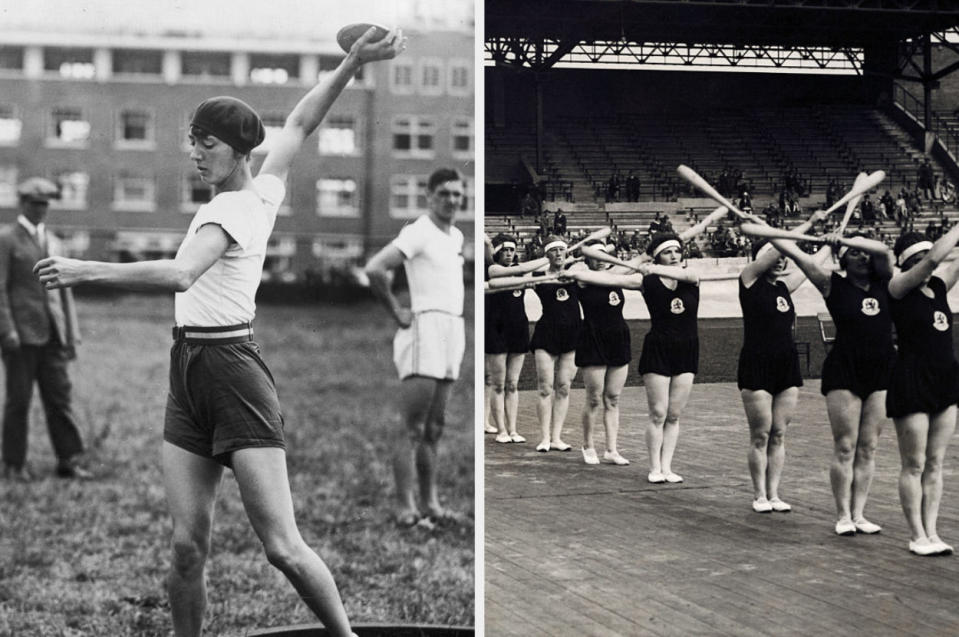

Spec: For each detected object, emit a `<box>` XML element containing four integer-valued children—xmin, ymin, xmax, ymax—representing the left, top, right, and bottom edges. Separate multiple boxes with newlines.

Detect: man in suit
<box><xmin>0</xmin><ymin>177</ymin><xmax>90</xmax><ymax>481</ymax></box>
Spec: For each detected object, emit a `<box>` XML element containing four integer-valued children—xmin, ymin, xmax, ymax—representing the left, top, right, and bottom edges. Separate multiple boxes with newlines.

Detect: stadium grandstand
<box><xmin>484</xmin><ymin>0</ymin><xmax>959</xmax><ymax>263</ymax></box>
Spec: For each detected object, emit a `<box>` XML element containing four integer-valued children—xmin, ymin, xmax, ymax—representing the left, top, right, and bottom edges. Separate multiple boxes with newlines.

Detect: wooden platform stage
<box><xmin>484</xmin><ymin>381</ymin><xmax>959</xmax><ymax>636</ymax></box>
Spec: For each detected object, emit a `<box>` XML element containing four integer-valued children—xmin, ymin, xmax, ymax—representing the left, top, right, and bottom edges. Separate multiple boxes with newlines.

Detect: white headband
<box><xmin>544</xmin><ymin>240</ymin><xmax>568</xmax><ymax>253</ymax></box>
<box><xmin>651</xmin><ymin>239</ymin><xmax>682</xmax><ymax>259</ymax></box>
<box><xmin>897</xmin><ymin>241</ymin><xmax>933</xmax><ymax>267</ymax></box>
<box><xmin>493</xmin><ymin>240</ymin><xmax>516</xmax><ymax>255</ymax></box>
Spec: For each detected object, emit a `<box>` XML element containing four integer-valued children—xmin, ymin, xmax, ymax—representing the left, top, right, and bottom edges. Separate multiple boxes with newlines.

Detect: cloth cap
<box><xmin>17</xmin><ymin>177</ymin><xmax>60</xmax><ymax>202</ymax></box>
<box><xmin>190</xmin><ymin>96</ymin><xmax>265</xmax><ymax>154</ymax></box>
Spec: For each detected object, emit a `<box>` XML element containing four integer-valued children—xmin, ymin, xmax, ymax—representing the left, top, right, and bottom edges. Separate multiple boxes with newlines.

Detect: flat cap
<box><xmin>17</xmin><ymin>177</ymin><xmax>61</xmax><ymax>202</ymax></box>
<box><xmin>190</xmin><ymin>96</ymin><xmax>265</xmax><ymax>154</ymax></box>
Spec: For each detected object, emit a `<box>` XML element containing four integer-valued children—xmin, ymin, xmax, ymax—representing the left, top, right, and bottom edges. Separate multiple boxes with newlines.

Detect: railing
<box><xmin>893</xmin><ymin>83</ymin><xmax>959</xmax><ymax>161</ymax></box>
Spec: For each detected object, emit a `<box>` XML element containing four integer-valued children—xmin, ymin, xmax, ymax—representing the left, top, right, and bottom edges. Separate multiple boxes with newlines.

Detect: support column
<box><xmin>535</xmin><ymin>75</ymin><xmax>544</xmax><ymax>174</ymax></box>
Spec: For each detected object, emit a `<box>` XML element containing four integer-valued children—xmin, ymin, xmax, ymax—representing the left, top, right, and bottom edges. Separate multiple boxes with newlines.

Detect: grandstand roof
<box><xmin>486</xmin><ymin>0</ymin><xmax>959</xmax><ymax>49</ymax></box>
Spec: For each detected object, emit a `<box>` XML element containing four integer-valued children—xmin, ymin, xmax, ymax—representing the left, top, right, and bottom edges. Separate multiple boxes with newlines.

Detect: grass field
<box><xmin>0</xmin><ymin>290</ymin><xmax>475</xmax><ymax>636</ymax></box>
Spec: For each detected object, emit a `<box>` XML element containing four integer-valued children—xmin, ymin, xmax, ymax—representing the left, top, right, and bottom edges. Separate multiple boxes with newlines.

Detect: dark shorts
<box><xmin>886</xmin><ymin>357</ymin><xmax>959</xmax><ymax>419</ymax></box>
<box><xmin>638</xmin><ymin>333</ymin><xmax>699</xmax><ymax>376</ymax></box>
<box><xmin>164</xmin><ymin>339</ymin><xmax>285</xmax><ymax>467</ymax></box>
<box><xmin>576</xmin><ymin>322</ymin><xmax>631</xmax><ymax>368</ymax></box>
<box><xmin>485</xmin><ymin>319</ymin><xmax>530</xmax><ymax>355</ymax></box>
<box><xmin>529</xmin><ymin>320</ymin><xmax>581</xmax><ymax>356</ymax></box>
<box><xmin>820</xmin><ymin>346</ymin><xmax>894</xmax><ymax>400</ymax></box>
<box><xmin>738</xmin><ymin>346</ymin><xmax>803</xmax><ymax>394</ymax></box>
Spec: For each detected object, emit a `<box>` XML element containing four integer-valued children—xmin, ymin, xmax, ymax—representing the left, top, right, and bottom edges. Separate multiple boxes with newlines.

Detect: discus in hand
<box><xmin>336</xmin><ymin>23</ymin><xmax>391</xmax><ymax>52</ymax></box>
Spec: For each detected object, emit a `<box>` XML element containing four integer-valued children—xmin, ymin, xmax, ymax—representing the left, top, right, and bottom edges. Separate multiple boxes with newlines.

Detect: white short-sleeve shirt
<box><xmin>391</xmin><ymin>215</ymin><xmax>464</xmax><ymax>316</ymax></box>
<box><xmin>174</xmin><ymin>174</ymin><xmax>285</xmax><ymax>326</ymax></box>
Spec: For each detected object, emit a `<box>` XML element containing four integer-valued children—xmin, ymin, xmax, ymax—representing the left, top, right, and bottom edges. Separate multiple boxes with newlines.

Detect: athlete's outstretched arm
<box><xmin>779</xmin><ymin>244</ymin><xmax>832</xmax><ymax>294</ymax></box>
<box><xmin>567</xmin><ymin>268</ymin><xmax>645</xmax><ymax>290</ymax></box>
<box><xmin>769</xmin><ymin>238</ymin><xmax>832</xmax><ymax>295</ymax></box>
<box><xmin>640</xmin><ymin>263</ymin><xmax>699</xmax><ymax>285</ymax></box>
<box><xmin>259</xmin><ymin>29</ymin><xmax>405</xmax><ymax>182</ymax></box>
<box><xmin>35</xmin><ymin>224</ymin><xmax>230</xmax><ymax>292</ymax></box>
<box><xmin>889</xmin><ymin>222</ymin><xmax>959</xmax><ymax>299</ymax></box>
<box><xmin>488</xmin><ymin>256</ymin><xmax>549</xmax><ymax>278</ymax></box>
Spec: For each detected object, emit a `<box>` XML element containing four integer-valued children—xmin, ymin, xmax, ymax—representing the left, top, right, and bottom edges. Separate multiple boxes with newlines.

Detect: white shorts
<box><xmin>393</xmin><ymin>311</ymin><xmax>465</xmax><ymax>381</ymax></box>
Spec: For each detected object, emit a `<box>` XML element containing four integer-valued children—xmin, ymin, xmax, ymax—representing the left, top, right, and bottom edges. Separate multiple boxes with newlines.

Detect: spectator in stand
<box><xmin>606</xmin><ymin>171</ymin><xmax>621</xmax><ymax>203</ymax></box>
<box><xmin>907</xmin><ymin>187</ymin><xmax>922</xmax><ymax>219</ymax></box>
<box><xmin>919</xmin><ymin>158</ymin><xmax>935</xmax><ymax>201</ymax></box>
<box><xmin>861</xmin><ymin>195</ymin><xmax>876</xmax><ymax>224</ymax></box>
<box><xmin>739</xmin><ymin>191</ymin><xmax>753</xmax><ymax>214</ymax></box>
<box><xmin>881</xmin><ymin>191</ymin><xmax>895</xmax><ymax>220</ymax></box>
<box><xmin>553</xmin><ymin>209</ymin><xmax>567</xmax><ymax>236</ymax></box>
<box><xmin>626</xmin><ymin>170</ymin><xmax>640</xmax><ymax>202</ymax></box>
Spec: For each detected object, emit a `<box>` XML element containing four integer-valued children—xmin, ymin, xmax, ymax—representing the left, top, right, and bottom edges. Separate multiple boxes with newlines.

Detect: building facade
<box><xmin>0</xmin><ymin>25</ymin><xmax>474</xmax><ymax>283</ymax></box>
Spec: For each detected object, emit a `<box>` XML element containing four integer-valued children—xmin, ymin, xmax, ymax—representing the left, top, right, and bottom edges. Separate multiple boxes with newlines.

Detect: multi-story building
<box><xmin>0</xmin><ymin>21</ymin><xmax>474</xmax><ymax>283</ymax></box>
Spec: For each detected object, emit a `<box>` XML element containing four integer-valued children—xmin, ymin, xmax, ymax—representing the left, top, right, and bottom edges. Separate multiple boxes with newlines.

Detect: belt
<box><xmin>172</xmin><ymin>322</ymin><xmax>253</xmax><ymax>345</ymax></box>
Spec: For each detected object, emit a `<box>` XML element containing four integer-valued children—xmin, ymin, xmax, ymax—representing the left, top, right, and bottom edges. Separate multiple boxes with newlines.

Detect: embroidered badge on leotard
<box><xmin>608</xmin><ymin>291</ymin><xmax>621</xmax><ymax>306</ymax></box>
<box><xmin>861</xmin><ymin>298</ymin><xmax>880</xmax><ymax>316</ymax></box>
<box><xmin>776</xmin><ymin>296</ymin><xmax>790</xmax><ymax>313</ymax></box>
<box><xmin>934</xmin><ymin>310</ymin><xmax>949</xmax><ymax>332</ymax></box>
<box><xmin>670</xmin><ymin>298</ymin><xmax>685</xmax><ymax>314</ymax></box>
<box><xmin>556</xmin><ymin>288</ymin><xmax>569</xmax><ymax>302</ymax></box>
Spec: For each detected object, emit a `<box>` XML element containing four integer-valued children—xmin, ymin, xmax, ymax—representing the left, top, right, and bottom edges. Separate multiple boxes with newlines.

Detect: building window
<box><xmin>0</xmin><ymin>165</ymin><xmax>18</xmax><ymax>207</ymax></box>
<box><xmin>182</xmin><ymin>174</ymin><xmax>213</xmax><ymax>212</ymax></box>
<box><xmin>263</xmin><ymin>235</ymin><xmax>298</xmax><ymax>283</ymax></box>
<box><xmin>48</xmin><ymin>108</ymin><xmax>91</xmax><ymax>146</ymax></box>
<box><xmin>252</xmin><ymin>115</ymin><xmax>286</xmax><ymax>155</ymax></box>
<box><xmin>451</xmin><ymin>117</ymin><xmax>473</xmax><ymax>159</ymax></box>
<box><xmin>44</xmin><ymin>47</ymin><xmax>95</xmax><ymax>80</ymax></box>
<box><xmin>113</xmin><ymin>174</ymin><xmax>156</xmax><ymax>212</ymax></box>
<box><xmin>250</xmin><ymin>53</ymin><xmax>299</xmax><ymax>85</ymax></box>
<box><xmin>448</xmin><ymin>60</ymin><xmax>470</xmax><ymax>96</ymax></box>
<box><xmin>316</xmin><ymin>179</ymin><xmax>359</xmax><ymax>217</ymax></box>
<box><xmin>390</xmin><ymin>60</ymin><xmax>414</xmax><ymax>94</ymax></box>
<box><xmin>50</xmin><ymin>171</ymin><xmax>89</xmax><ymax>210</ymax></box>
<box><xmin>390</xmin><ymin>174</ymin><xmax>429</xmax><ymax>219</ymax></box>
<box><xmin>419</xmin><ymin>58</ymin><xmax>443</xmax><ymax>95</ymax></box>
<box><xmin>0</xmin><ymin>105</ymin><xmax>22</xmax><ymax>146</ymax></box>
<box><xmin>181</xmin><ymin>51</ymin><xmax>231</xmax><ymax>80</ymax></box>
<box><xmin>112</xmin><ymin>49</ymin><xmax>163</xmax><ymax>77</ymax></box>
<box><xmin>0</xmin><ymin>47</ymin><xmax>24</xmax><ymax>72</ymax></box>
<box><xmin>310</xmin><ymin>236</ymin><xmax>364</xmax><ymax>278</ymax></box>
<box><xmin>392</xmin><ymin>116</ymin><xmax>435</xmax><ymax>158</ymax></box>
<box><xmin>318</xmin><ymin>116</ymin><xmax>359</xmax><ymax>156</ymax></box>
<box><xmin>117</xmin><ymin>109</ymin><xmax>154</xmax><ymax>147</ymax></box>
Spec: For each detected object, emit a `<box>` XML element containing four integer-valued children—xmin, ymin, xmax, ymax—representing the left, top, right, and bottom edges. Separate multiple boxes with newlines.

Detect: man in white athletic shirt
<box><xmin>34</xmin><ymin>27</ymin><xmax>405</xmax><ymax>637</ymax></box>
<box><xmin>365</xmin><ymin>168</ymin><xmax>466</xmax><ymax>527</ymax></box>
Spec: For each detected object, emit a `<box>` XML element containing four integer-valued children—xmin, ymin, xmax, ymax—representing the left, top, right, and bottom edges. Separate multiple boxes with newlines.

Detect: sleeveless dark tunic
<box><xmin>737</xmin><ymin>276</ymin><xmax>802</xmax><ymax>393</ymax></box>
<box><xmin>637</xmin><ymin>275</ymin><xmax>700</xmax><ymax>376</ymax></box>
